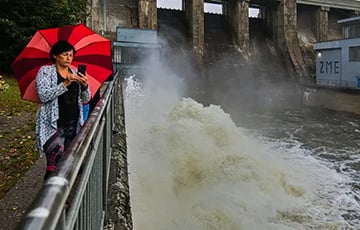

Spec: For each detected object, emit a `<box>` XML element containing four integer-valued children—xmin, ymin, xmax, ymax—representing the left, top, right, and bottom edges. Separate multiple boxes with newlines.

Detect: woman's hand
<box><xmin>64</xmin><ymin>72</ymin><xmax>88</xmax><ymax>88</ymax></box>
<box><xmin>76</xmin><ymin>72</ymin><xmax>88</xmax><ymax>88</ymax></box>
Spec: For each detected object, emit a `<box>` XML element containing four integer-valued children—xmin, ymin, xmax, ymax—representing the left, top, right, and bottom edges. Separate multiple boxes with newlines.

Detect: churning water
<box><xmin>124</xmin><ymin>76</ymin><xmax>360</xmax><ymax>230</ymax></box>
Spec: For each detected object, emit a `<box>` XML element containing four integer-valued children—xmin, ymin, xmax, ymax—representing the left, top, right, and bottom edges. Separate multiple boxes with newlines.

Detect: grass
<box><xmin>0</xmin><ymin>74</ymin><xmax>38</xmax><ymax>199</ymax></box>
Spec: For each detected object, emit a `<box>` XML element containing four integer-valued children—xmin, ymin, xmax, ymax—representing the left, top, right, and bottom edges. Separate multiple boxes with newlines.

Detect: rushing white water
<box><xmin>124</xmin><ymin>76</ymin><xmax>360</xmax><ymax>230</ymax></box>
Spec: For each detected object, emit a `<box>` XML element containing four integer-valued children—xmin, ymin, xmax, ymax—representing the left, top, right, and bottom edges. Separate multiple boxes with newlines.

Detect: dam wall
<box><xmin>87</xmin><ymin>0</ymin><xmax>360</xmax><ymax>115</ymax></box>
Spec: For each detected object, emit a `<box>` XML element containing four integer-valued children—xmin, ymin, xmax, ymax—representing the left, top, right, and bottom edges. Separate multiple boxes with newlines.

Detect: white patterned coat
<box><xmin>35</xmin><ymin>64</ymin><xmax>91</xmax><ymax>156</ymax></box>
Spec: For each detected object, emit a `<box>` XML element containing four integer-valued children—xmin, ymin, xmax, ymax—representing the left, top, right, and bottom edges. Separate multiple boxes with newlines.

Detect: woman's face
<box><xmin>54</xmin><ymin>50</ymin><xmax>74</xmax><ymax>67</ymax></box>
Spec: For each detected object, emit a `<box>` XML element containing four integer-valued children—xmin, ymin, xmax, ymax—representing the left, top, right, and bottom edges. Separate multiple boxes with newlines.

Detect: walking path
<box><xmin>0</xmin><ymin>157</ymin><xmax>46</xmax><ymax>229</ymax></box>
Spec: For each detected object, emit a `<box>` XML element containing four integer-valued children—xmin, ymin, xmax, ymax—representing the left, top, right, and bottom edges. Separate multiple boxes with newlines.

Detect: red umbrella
<box><xmin>11</xmin><ymin>24</ymin><xmax>113</xmax><ymax>103</ymax></box>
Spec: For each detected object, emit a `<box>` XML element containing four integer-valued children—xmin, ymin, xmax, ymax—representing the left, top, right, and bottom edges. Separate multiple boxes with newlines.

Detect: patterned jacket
<box><xmin>35</xmin><ymin>64</ymin><xmax>91</xmax><ymax>156</ymax></box>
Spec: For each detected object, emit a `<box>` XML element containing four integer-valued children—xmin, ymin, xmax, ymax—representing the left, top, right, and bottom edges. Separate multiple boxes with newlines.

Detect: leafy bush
<box><xmin>0</xmin><ymin>0</ymin><xmax>88</xmax><ymax>73</ymax></box>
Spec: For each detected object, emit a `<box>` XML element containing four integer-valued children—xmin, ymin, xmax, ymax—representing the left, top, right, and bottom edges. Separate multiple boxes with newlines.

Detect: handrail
<box><xmin>16</xmin><ymin>71</ymin><xmax>121</xmax><ymax>230</ymax></box>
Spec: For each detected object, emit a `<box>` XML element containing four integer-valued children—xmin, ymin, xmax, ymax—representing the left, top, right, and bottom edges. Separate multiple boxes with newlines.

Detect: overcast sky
<box><xmin>157</xmin><ymin>0</ymin><xmax>258</xmax><ymax>15</ymax></box>
<box><xmin>157</xmin><ymin>0</ymin><xmax>183</xmax><ymax>9</ymax></box>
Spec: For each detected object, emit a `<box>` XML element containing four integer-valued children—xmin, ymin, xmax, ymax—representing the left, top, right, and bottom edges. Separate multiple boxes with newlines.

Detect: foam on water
<box><xmin>124</xmin><ymin>76</ymin><xmax>359</xmax><ymax>230</ymax></box>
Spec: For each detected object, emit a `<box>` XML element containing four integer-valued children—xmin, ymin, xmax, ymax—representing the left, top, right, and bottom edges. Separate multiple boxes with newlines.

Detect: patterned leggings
<box><xmin>43</xmin><ymin>123</ymin><xmax>77</xmax><ymax>180</ymax></box>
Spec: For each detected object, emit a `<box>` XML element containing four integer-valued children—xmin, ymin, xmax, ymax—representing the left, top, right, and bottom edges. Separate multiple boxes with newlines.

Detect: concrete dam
<box><xmin>86</xmin><ymin>0</ymin><xmax>360</xmax><ymax>229</ymax></box>
<box><xmin>88</xmin><ymin>0</ymin><xmax>360</xmax><ymax>115</ymax></box>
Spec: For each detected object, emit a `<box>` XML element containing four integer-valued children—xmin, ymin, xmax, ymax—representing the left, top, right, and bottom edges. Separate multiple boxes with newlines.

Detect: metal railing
<box><xmin>17</xmin><ymin>71</ymin><xmax>123</xmax><ymax>230</ymax></box>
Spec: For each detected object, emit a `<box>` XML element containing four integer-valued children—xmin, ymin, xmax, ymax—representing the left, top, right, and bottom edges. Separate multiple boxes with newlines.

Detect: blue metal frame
<box><xmin>113</xmin><ymin>27</ymin><xmax>162</xmax><ymax>76</ymax></box>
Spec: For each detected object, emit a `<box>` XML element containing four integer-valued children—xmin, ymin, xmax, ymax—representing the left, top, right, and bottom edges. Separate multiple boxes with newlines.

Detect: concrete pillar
<box><xmin>275</xmin><ymin>0</ymin><xmax>307</xmax><ymax>78</ymax></box>
<box><xmin>184</xmin><ymin>0</ymin><xmax>204</xmax><ymax>61</ymax></box>
<box><xmin>226</xmin><ymin>0</ymin><xmax>250</xmax><ymax>51</ymax></box>
<box><xmin>138</xmin><ymin>0</ymin><xmax>157</xmax><ymax>29</ymax></box>
<box><xmin>87</xmin><ymin>0</ymin><xmax>103</xmax><ymax>33</ymax></box>
<box><xmin>87</xmin><ymin>0</ymin><xmax>138</xmax><ymax>40</ymax></box>
<box><xmin>282</xmin><ymin>0</ymin><xmax>297</xmax><ymax>47</ymax></box>
<box><xmin>223</xmin><ymin>2</ymin><xmax>228</xmax><ymax>18</ymax></box>
<box><xmin>264</xmin><ymin>4</ymin><xmax>276</xmax><ymax>38</ymax></box>
<box><xmin>312</xmin><ymin>6</ymin><xmax>329</xmax><ymax>41</ymax></box>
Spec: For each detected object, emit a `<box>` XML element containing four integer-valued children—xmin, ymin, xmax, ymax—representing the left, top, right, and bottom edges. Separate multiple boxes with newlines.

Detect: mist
<box><xmin>121</xmin><ymin>15</ymin><xmax>358</xmax><ymax>229</ymax></box>
<box><xmin>124</xmin><ymin>54</ymin><xmax>354</xmax><ymax>230</ymax></box>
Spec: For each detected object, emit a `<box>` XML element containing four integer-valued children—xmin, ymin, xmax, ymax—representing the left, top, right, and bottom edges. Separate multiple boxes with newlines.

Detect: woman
<box><xmin>35</xmin><ymin>40</ymin><xmax>91</xmax><ymax>180</ymax></box>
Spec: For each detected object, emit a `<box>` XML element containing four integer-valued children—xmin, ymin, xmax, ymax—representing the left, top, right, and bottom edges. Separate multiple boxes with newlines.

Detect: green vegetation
<box><xmin>0</xmin><ymin>75</ymin><xmax>38</xmax><ymax>199</ymax></box>
<box><xmin>0</xmin><ymin>0</ymin><xmax>88</xmax><ymax>73</ymax></box>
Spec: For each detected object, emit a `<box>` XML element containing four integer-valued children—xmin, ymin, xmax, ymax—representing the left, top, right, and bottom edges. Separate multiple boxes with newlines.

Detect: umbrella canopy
<box><xmin>11</xmin><ymin>24</ymin><xmax>113</xmax><ymax>103</ymax></box>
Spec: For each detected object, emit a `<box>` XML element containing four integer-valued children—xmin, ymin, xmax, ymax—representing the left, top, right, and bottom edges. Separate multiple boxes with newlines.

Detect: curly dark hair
<box><xmin>49</xmin><ymin>40</ymin><xmax>76</xmax><ymax>62</ymax></box>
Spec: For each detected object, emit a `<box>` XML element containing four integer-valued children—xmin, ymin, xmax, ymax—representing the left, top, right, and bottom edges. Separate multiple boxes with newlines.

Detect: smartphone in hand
<box><xmin>78</xmin><ymin>64</ymin><xmax>87</xmax><ymax>76</ymax></box>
